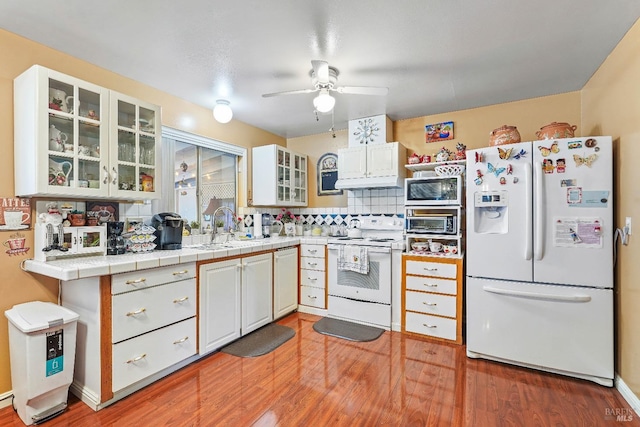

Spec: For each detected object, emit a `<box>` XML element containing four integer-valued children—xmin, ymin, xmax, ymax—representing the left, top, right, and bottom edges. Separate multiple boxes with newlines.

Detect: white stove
<box><xmin>326</xmin><ymin>216</ymin><xmax>404</xmax><ymax>330</ymax></box>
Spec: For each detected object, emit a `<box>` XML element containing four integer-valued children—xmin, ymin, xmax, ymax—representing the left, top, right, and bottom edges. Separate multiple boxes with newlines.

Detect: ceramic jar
<box><xmin>489</xmin><ymin>125</ymin><xmax>521</xmax><ymax>146</ymax></box>
<box><xmin>535</xmin><ymin>122</ymin><xmax>577</xmax><ymax>140</ymax></box>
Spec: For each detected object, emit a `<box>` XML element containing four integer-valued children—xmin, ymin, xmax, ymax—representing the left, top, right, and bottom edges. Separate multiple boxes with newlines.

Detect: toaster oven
<box><xmin>405</xmin><ymin>211</ymin><xmax>456</xmax><ymax>234</ymax></box>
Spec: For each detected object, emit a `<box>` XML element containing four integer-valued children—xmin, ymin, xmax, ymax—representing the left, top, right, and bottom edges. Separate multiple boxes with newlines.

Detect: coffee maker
<box><xmin>151</xmin><ymin>213</ymin><xmax>184</xmax><ymax>250</ymax></box>
<box><xmin>106</xmin><ymin>221</ymin><xmax>125</xmax><ymax>255</ymax></box>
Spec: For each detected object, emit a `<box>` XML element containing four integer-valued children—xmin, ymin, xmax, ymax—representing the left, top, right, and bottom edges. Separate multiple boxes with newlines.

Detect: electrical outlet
<box><xmin>626</xmin><ymin>217</ymin><xmax>632</xmax><ymax>235</ymax></box>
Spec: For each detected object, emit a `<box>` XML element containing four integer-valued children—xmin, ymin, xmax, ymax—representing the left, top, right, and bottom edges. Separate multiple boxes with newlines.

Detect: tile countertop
<box><xmin>24</xmin><ymin>237</ymin><xmax>328</xmax><ymax>281</ymax></box>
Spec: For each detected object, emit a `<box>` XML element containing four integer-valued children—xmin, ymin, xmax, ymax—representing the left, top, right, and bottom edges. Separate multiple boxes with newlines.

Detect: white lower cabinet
<box><xmin>273</xmin><ymin>247</ymin><xmax>299</xmax><ymax>319</ymax></box>
<box><xmin>298</xmin><ymin>243</ymin><xmax>326</xmax><ymax>310</ymax></box>
<box><xmin>199</xmin><ymin>252</ymin><xmax>273</xmax><ymax>355</ymax></box>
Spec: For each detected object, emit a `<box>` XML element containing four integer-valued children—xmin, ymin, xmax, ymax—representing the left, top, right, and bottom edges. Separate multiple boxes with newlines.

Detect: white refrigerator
<box><xmin>465</xmin><ymin>136</ymin><xmax>614</xmax><ymax>386</ymax></box>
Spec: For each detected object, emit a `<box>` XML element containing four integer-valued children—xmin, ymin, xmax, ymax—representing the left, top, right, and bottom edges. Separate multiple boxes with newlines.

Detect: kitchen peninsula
<box><xmin>22</xmin><ymin>237</ymin><xmax>308</xmax><ymax>411</ymax></box>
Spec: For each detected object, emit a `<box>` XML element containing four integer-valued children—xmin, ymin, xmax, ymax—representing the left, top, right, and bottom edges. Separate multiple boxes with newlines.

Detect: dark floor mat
<box><xmin>313</xmin><ymin>317</ymin><xmax>384</xmax><ymax>342</ymax></box>
<box><xmin>220</xmin><ymin>324</ymin><xmax>295</xmax><ymax>357</ymax></box>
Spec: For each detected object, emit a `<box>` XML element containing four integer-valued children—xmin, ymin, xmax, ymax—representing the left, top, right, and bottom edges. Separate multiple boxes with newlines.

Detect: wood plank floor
<box><xmin>0</xmin><ymin>312</ymin><xmax>637</xmax><ymax>426</ymax></box>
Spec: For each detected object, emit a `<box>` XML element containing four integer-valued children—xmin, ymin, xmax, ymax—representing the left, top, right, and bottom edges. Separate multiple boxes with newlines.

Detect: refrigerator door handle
<box><xmin>483</xmin><ymin>285</ymin><xmax>592</xmax><ymax>303</ymax></box>
<box><xmin>524</xmin><ymin>162</ymin><xmax>532</xmax><ymax>261</ymax></box>
<box><xmin>534</xmin><ymin>161</ymin><xmax>544</xmax><ymax>260</ymax></box>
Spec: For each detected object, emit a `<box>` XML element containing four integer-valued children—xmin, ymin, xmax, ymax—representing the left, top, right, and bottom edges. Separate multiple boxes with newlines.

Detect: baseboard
<box><xmin>616</xmin><ymin>374</ymin><xmax>640</xmax><ymax>415</ymax></box>
<box><xmin>0</xmin><ymin>390</ymin><xmax>13</xmax><ymax>409</ymax></box>
<box><xmin>296</xmin><ymin>305</ymin><xmax>327</xmax><ymax>317</ymax></box>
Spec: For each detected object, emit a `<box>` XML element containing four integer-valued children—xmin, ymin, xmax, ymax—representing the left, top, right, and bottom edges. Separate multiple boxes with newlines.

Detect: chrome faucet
<box><xmin>211</xmin><ymin>206</ymin><xmax>237</xmax><ymax>243</ymax></box>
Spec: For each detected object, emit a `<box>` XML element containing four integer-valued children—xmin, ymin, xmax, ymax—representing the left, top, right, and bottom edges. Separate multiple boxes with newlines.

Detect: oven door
<box><xmin>404</xmin><ymin>176</ymin><xmax>462</xmax><ymax>205</ymax></box>
<box><xmin>406</xmin><ymin>215</ymin><xmax>455</xmax><ymax>234</ymax></box>
<box><xmin>327</xmin><ymin>244</ymin><xmax>391</xmax><ymax>304</ymax></box>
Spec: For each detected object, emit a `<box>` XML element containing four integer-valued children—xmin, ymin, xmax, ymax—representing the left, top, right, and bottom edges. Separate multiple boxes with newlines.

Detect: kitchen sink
<box><xmin>188</xmin><ymin>240</ymin><xmax>264</xmax><ymax>250</ymax></box>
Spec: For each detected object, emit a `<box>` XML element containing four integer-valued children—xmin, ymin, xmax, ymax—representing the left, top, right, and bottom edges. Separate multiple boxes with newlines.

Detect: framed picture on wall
<box><xmin>425</xmin><ymin>121</ymin><xmax>454</xmax><ymax>143</ymax></box>
<box><xmin>317</xmin><ymin>153</ymin><xmax>343</xmax><ymax>196</ymax></box>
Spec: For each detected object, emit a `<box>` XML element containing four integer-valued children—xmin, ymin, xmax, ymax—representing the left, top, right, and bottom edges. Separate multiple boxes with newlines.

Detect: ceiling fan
<box><xmin>262</xmin><ymin>60</ymin><xmax>388</xmax><ymax>113</ymax></box>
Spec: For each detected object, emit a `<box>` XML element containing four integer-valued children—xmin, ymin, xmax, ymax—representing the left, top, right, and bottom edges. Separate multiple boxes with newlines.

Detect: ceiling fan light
<box><xmin>313</xmin><ymin>91</ymin><xmax>335</xmax><ymax>113</ymax></box>
<box><xmin>213</xmin><ymin>99</ymin><xmax>233</xmax><ymax>123</ymax></box>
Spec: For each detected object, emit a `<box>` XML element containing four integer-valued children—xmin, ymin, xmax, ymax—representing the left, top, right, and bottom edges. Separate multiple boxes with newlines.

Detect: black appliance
<box><xmin>106</xmin><ymin>221</ymin><xmax>125</xmax><ymax>255</ymax></box>
<box><xmin>151</xmin><ymin>213</ymin><xmax>184</xmax><ymax>250</ymax></box>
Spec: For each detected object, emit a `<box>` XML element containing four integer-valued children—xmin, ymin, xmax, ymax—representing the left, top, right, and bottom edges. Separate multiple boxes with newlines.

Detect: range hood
<box><xmin>334</xmin><ymin>175</ymin><xmax>404</xmax><ymax>190</ymax></box>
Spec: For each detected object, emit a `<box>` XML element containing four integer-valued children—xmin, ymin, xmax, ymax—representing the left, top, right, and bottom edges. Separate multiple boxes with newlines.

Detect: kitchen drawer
<box><xmin>112</xmin><ymin>262</ymin><xmax>196</xmax><ymax>295</ymax></box>
<box><xmin>405</xmin><ymin>275</ymin><xmax>457</xmax><ymax>295</ymax></box>
<box><xmin>300</xmin><ymin>268</ymin><xmax>326</xmax><ymax>289</ymax></box>
<box><xmin>406</xmin><ymin>260</ymin><xmax>456</xmax><ymax>279</ymax></box>
<box><xmin>112</xmin><ymin>278</ymin><xmax>196</xmax><ymax>343</ymax></box>
<box><xmin>300</xmin><ymin>244</ymin><xmax>325</xmax><ymax>258</ymax></box>
<box><xmin>112</xmin><ymin>317</ymin><xmax>196</xmax><ymax>392</ymax></box>
<box><xmin>301</xmin><ymin>256</ymin><xmax>325</xmax><ymax>271</ymax></box>
<box><xmin>300</xmin><ymin>285</ymin><xmax>325</xmax><ymax>308</ymax></box>
<box><xmin>405</xmin><ymin>311</ymin><xmax>457</xmax><ymax>341</ymax></box>
<box><xmin>405</xmin><ymin>290</ymin><xmax>456</xmax><ymax>318</ymax></box>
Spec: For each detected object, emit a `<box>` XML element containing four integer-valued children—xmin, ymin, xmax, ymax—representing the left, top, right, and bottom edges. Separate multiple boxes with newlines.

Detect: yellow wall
<box><xmin>0</xmin><ymin>29</ymin><xmax>284</xmax><ymax>394</ymax></box>
<box><xmin>582</xmin><ymin>20</ymin><xmax>640</xmax><ymax>397</ymax></box>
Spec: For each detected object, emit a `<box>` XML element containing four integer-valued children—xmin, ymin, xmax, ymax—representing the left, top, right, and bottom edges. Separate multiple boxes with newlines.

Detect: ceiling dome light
<box><xmin>213</xmin><ymin>99</ymin><xmax>233</xmax><ymax>123</ymax></box>
<box><xmin>313</xmin><ymin>89</ymin><xmax>335</xmax><ymax>113</ymax></box>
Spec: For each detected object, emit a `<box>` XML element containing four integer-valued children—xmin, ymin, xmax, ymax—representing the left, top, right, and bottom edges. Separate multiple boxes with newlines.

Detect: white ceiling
<box><xmin>1</xmin><ymin>1</ymin><xmax>639</xmax><ymax>139</ymax></box>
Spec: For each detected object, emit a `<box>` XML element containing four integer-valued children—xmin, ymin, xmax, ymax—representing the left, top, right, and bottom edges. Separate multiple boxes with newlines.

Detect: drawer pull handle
<box><xmin>173</xmin><ymin>270</ymin><xmax>189</xmax><ymax>275</ymax></box>
<box><xmin>308</xmin><ymin>295</ymin><xmax>317</xmax><ymax>299</ymax></box>
<box><xmin>423</xmin><ymin>267</ymin><xmax>438</xmax><ymax>271</ymax></box>
<box><xmin>422</xmin><ymin>324</ymin><xmax>437</xmax><ymax>328</ymax></box>
<box><xmin>173</xmin><ymin>336</ymin><xmax>189</xmax><ymax>344</ymax></box>
<box><xmin>126</xmin><ymin>353</ymin><xmax>147</xmax><ymax>364</ymax></box>
<box><xmin>307</xmin><ymin>277</ymin><xmax>317</xmax><ymax>281</ymax></box>
<box><xmin>126</xmin><ymin>307</ymin><xmax>147</xmax><ymax>317</ymax></box>
<box><xmin>424</xmin><ymin>283</ymin><xmax>438</xmax><ymax>288</ymax></box>
<box><xmin>308</xmin><ymin>262</ymin><xmax>318</xmax><ymax>266</ymax></box>
<box><xmin>422</xmin><ymin>302</ymin><xmax>437</xmax><ymax>306</ymax></box>
<box><xmin>173</xmin><ymin>296</ymin><xmax>189</xmax><ymax>304</ymax></box>
<box><xmin>308</xmin><ymin>249</ymin><xmax>318</xmax><ymax>254</ymax></box>
<box><xmin>125</xmin><ymin>278</ymin><xmax>147</xmax><ymax>285</ymax></box>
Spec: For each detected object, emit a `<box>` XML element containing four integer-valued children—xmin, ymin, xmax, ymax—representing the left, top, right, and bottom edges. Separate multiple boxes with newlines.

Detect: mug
<box><xmin>3</xmin><ymin>210</ymin><xmax>30</xmax><ymax>228</ymax></box>
<box><xmin>429</xmin><ymin>241</ymin><xmax>443</xmax><ymax>252</ymax></box>
<box><xmin>78</xmin><ymin>145</ymin><xmax>90</xmax><ymax>156</ymax></box>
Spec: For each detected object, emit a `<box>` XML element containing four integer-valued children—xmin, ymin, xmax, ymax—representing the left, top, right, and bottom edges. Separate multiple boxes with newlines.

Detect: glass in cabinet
<box><xmin>252</xmin><ymin>145</ymin><xmax>307</xmax><ymax>206</ymax></box>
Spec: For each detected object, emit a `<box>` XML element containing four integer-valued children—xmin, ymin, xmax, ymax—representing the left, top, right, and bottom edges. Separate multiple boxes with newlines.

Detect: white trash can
<box><xmin>5</xmin><ymin>301</ymin><xmax>79</xmax><ymax>425</ymax></box>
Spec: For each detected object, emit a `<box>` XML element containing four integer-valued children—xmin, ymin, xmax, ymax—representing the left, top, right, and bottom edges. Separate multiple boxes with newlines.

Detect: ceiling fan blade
<box><xmin>311</xmin><ymin>60</ymin><xmax>330</xmax><ymax>84</ymax></box>
<box><xmin>262</xmin><ymin>88</ymin><xmax>317</xmax><ymax>98</ymax></box>
<box><xmin>334</xmin><ymin>86</ymin><xmax>389</xmax><ymax>96</ymax></box>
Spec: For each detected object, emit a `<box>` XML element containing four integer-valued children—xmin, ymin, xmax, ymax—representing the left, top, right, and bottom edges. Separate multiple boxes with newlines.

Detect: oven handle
<box><xmin>327</xmin><ymin>244</ymin><xmax>391</xmax><ymax>254</ymax></box>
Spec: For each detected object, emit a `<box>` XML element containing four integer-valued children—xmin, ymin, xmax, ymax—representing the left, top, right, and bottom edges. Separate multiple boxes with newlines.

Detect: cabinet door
<box><xmin>199</xmin><ymin>259</ymin><xmax>242</xmax><ymax>354</ymax></box>
<box><xmin>14</xmin><ymin>65</ymin><xmax>110</xmax><ymax>197</ymax></box>
<box><xmin>292</xmin><ymin>153</ymin><xmax>307</xmax><ymax>204</ymax></box>
<box><xmin>337</xmin><ymin>146</ymin><xmax>367</xmax><ymax>179</ymax></box>
<box><xmin>109</xmin><ymin>91</ymin><xmax>161</xmax><ymax>199</ymax></box>
<box><xmin>367</xmin><ymin>143</ymin><xmax>397</xmax><ymax>177</ymax></box>
<box><xmin>242</xmin><ymin>253</ymin><xmax>273</xmax><ymax>334</ymax></box>
<box><xmin>274</xmin><ymin>248</ymin><xmax>299</xmax><ymax>319</ymax></box>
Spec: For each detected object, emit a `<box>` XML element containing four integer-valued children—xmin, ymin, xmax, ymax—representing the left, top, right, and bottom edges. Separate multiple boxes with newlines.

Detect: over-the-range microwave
<box><xmin>405</xmin><ymin>209</ymin><xmax>457</xmax><ymax>234</ymax></box>
<box><xmin>404</xmin><ymin>175</ymin><xmax>463</xmax><ymax>206</ymax></box>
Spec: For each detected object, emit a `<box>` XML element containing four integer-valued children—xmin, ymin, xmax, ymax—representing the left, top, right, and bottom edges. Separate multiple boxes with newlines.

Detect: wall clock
<box><xmin>348</xmin><ymin>114</ymin><xmax>387</xmax><ymax>147</ymax></box>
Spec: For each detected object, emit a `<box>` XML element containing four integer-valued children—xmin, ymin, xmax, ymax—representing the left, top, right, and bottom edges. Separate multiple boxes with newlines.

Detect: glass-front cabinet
<box><xmin>109</xmin><ymin>92</ymin><xmax>159</xmax><ymax>199</ymax></box>
<box><xmin>252</xmin><ymin>145</ymin><xmax>307</xmax><ymax>206</ymax></box>
<box><xmin>14</xmin><ymin>65</ymin><xmax>161</xmax><ymax>199</ymax></box>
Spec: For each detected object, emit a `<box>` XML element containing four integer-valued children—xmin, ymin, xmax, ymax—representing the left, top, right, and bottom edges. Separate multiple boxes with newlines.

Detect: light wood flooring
<box><xmin>0</xmin><ymin>312</ymin><xmax>637</xmax><ymax>426</ymax></box>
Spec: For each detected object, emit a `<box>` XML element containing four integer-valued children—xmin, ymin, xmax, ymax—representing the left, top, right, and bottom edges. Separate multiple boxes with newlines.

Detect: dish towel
<box><xmin>338</xmin><ymin>245</ymin><xmax>369</xmax><ymax>274</ymax></box>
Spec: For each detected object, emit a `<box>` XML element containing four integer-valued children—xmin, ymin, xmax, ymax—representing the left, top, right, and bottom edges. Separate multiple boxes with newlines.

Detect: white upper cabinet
<box><xmin>14</xmin><ymin>65</ymin><xmax>161</xmax><ymax>199</ymax></box>
<box><xmin>335</xmin><ymin>142</ymin><xmax>406</xmax><ymax>189</ymax></box>
<box><xmin>252</xmin><ymin>144</ymin><xmax>307</xmax><ymax>206</ymax></box>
